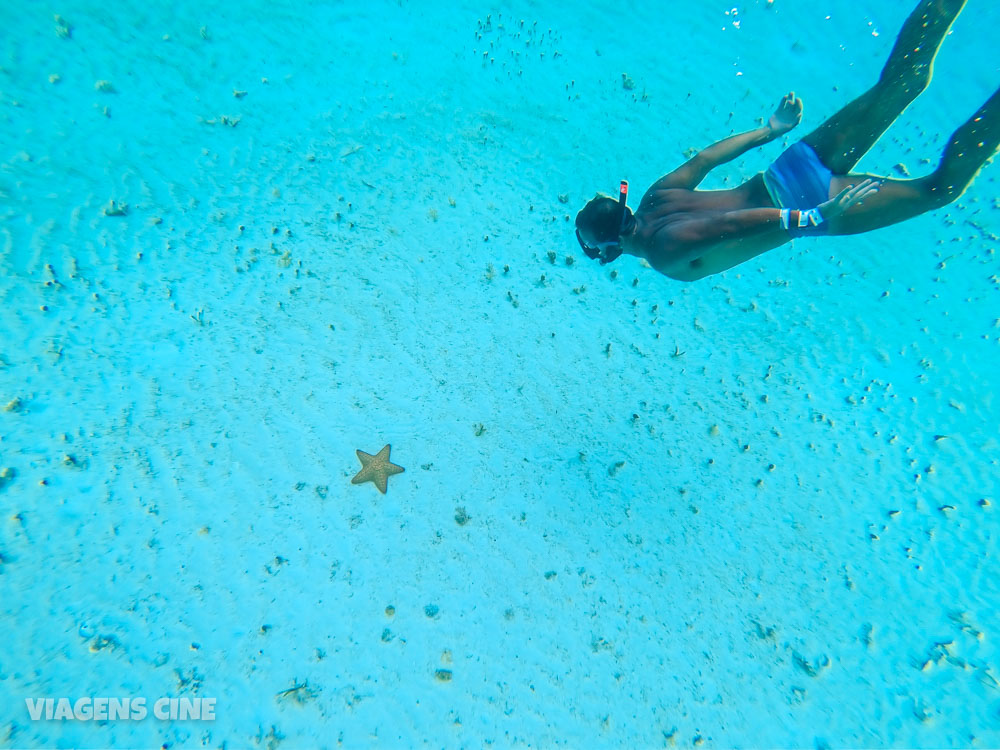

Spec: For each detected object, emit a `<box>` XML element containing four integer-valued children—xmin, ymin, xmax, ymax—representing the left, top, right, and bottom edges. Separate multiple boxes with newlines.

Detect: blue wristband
<box><xmin>783</xmin><ymin>207</ymin><xmax>828</xmax><ymax>236</ymax></box>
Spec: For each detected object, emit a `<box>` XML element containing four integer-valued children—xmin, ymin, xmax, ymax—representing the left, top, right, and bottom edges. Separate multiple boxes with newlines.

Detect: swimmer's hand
<box><xmin>818</xmin><ymin>179</ymin><xmax>881</xmax><ymax>219</ymax></box>
<box><xmin>768</xmin><ymin>92</ymin><xmax>803</xmax><ymax>136</ymax></box>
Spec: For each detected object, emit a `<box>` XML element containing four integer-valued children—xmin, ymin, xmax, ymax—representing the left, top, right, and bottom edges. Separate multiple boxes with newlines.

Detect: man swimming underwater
<box><xmin>575</xmin><ymin>0</ymin><xmax>998</xmax><ymax>281</ymax></box>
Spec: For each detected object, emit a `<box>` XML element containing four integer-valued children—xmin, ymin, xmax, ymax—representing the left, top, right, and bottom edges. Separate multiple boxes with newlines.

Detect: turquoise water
<box><xmin>1</xmin><ymin>0</ymin><xmax>998</xmax><ymax>747</ymax></box>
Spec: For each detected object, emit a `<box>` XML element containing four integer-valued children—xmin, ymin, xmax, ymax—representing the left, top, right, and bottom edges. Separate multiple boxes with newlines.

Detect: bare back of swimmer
<box><xmin>576</xmin><ymin>0</ymin><xmax>998</xmax><ymax>282</ymax></box>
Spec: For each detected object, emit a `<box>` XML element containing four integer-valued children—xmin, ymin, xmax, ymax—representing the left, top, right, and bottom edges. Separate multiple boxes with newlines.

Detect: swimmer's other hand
<box><xmin>818</xmin><ymin>179</ymin><xmax>881</xmax><ymax>220</ymax></box>
<box><xmin>768</xmin><ymin>92</ymin><xmax>803</xmax><ymax>136</ymax></box>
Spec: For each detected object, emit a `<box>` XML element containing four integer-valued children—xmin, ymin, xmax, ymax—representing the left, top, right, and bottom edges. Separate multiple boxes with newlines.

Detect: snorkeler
<box><xmin>575</xmin><ymin>0</ymin><xmax>998</xmax><ymax>281</ymax></box>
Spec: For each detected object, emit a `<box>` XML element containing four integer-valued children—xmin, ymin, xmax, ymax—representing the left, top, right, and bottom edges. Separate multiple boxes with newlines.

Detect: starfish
<box><xmin>351</xmin><ymin>444</ymin><xmax>404</xmax><ymax>494</ymax></box>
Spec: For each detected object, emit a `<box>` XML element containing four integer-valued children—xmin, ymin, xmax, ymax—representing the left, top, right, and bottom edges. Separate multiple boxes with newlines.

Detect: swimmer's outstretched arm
<box><xmin>652</xmin><ymin>93</ymin><xmax>803</xmax><ymax>191</ymax></box>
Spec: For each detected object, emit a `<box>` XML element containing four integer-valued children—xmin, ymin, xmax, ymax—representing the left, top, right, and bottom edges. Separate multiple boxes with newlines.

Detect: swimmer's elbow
<box><xmin>706</xmin><ymin>210</ymin><xmax>779</xmax><ymax>242</ymax></box>
<box><xmin>661</xmin><ymin>255</ymin><xmax>712</xmax><ymax>282</ymax></box>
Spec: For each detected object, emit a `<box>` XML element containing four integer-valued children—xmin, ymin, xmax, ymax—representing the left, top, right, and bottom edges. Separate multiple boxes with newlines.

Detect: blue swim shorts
<box><xmin>764</xmin><ymin>141</ymin><xmax>833</xmax><ymax>235</ymax></box>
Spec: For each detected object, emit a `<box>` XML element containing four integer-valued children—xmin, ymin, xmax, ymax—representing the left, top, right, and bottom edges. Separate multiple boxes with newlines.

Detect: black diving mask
<box><xmin>576</xmin><ymin>180</ymin><xmax>629</xmax><ymax>265</ymax></box>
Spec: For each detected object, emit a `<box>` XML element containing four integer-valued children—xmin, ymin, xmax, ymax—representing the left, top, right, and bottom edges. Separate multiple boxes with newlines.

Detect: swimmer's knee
<box><xmin>921</xmin><ymin>173</ymin><xmax>964</xmax><ymax>208</ymax></box>
<box><xmin>877</xmin><ymin>64</ymin><xmax>931</xmax><ymax>101</ymax></box>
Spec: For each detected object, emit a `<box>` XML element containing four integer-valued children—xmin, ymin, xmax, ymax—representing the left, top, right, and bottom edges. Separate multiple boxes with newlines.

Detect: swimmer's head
<box><xmin>575</xmin><ymin>182</ymin><xmax>629</xmax><ymax>265</ymax></box>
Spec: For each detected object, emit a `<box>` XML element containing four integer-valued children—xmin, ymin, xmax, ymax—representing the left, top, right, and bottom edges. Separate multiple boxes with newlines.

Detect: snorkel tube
<box><xmin>600</xmin><ymin>180</ymin><xmax>629</xmax><ymax>265</ymax></box>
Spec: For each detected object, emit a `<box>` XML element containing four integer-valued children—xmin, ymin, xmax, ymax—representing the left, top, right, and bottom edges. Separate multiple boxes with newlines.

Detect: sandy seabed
<box><xmin>1</xmin><ymin>0</ymin><xmax>999</xmax><ymax>747</ymax></box>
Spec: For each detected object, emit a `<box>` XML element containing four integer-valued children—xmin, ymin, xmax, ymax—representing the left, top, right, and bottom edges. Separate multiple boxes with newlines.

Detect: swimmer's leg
<box><xmin>827</xmin><ymin>87</ymin><xmax>1000</xmax><ymax>235</ymax></box>
<box><xmin>931</xmin><ymin>86</ymin><xmax>1000</xmax><ymax>200</ymax></box>
<box><xmin>802</xmin><ymin>0</ymin><xmax>966</xmax><ymax>175</ymax></box>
